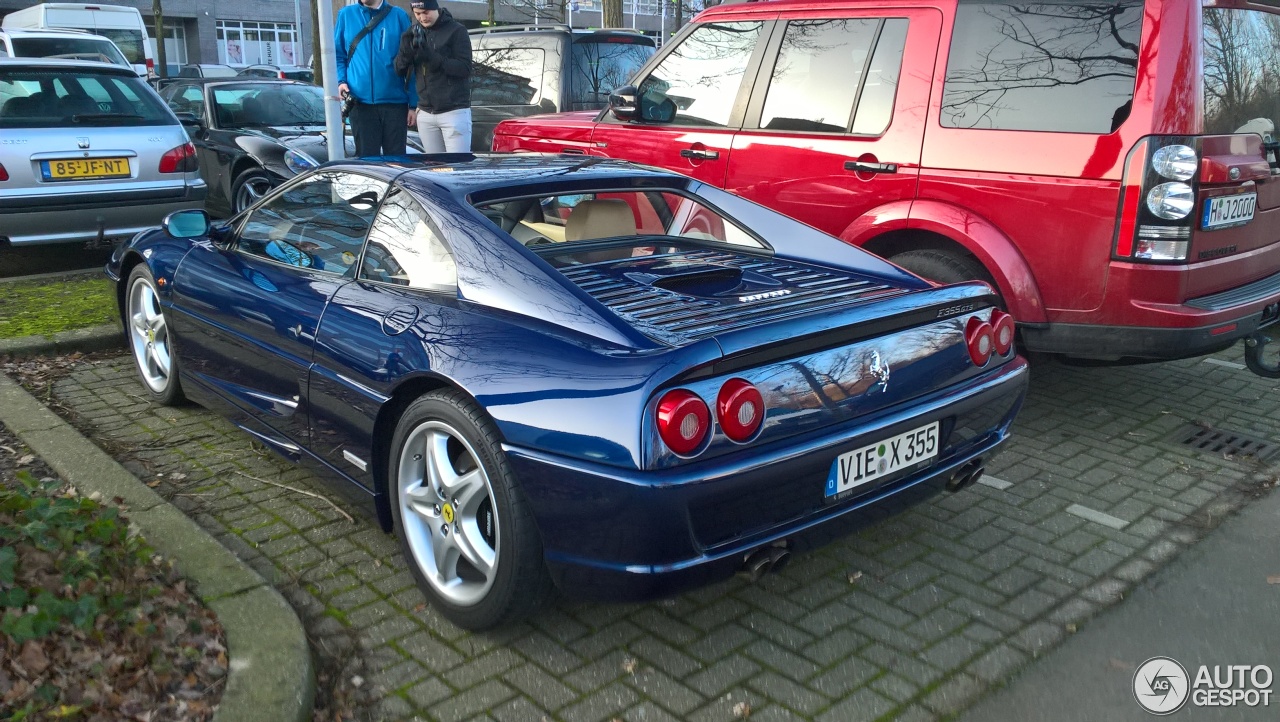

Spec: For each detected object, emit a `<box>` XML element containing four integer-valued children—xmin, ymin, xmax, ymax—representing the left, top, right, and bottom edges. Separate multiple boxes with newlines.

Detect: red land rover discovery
<box><xmin>493</xmin><ymin>0</ymin><xmax>1280</xmax><ymax>375</ymax></box>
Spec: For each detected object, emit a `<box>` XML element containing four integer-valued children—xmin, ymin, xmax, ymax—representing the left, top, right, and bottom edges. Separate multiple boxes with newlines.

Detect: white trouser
<box><xmin>415</xmin><ymin>108</ymin><xmax>472</xmax><ymax>153</ymax></box>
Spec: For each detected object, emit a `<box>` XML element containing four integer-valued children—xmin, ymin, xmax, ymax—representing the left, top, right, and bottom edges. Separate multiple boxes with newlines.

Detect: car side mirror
<box><xmin>609</xmin><ymin>85</ymin><xmax>638</xmax><ymax>122</ymax></box>
<box><xmin>175</xmin><ymin>111</ymin><xmax>205</xmax><ymax>134</ymax></box>
<box><xmin>163</xmin><ymin>209</ymin><xmax>210</xmax><ymax>239</ymax></box>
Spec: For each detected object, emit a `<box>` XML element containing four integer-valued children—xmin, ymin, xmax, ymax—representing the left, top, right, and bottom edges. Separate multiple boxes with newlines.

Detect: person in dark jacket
<box><xmin>335</xmin><ymin>0</ymin><xmax>417</xmax><ymax>156</ymax></box>
<box><xmin>394</xmin><ymin>0</ymin><xmax>472</xmax><ymax>153</ymax></box>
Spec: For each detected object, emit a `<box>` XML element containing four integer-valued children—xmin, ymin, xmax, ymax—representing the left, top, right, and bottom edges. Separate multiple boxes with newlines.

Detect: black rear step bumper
<box><xmin>1020</xmin><ymin>303</ymin><xmax>1280</xmax><ymax>362</ymax></box>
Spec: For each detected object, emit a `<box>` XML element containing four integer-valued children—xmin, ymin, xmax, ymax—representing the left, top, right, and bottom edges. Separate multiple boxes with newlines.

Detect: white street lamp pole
<box><xmin>293</xmin><ymin>0</ymin><xmax>302</xmax><ymax>65</ymax></box>
<box><xmin>316</xmin><ymin>0</ymin><xmax>344</xmax><ymax>160</ymax></box>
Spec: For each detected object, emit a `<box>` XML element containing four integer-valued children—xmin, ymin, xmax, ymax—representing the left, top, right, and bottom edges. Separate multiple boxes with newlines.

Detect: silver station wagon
<box><xmin>0</xmin><ymin>58</ymin><xmax>205</xmax><ymax>246</ymax></box>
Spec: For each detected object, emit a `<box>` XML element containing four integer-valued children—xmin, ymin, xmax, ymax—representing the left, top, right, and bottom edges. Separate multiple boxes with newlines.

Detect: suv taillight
<box><xmin>1114</xmin><ymin>137</ymin><xmax>1198</xmax><ymax>263</ymax></box>
<box><xmin>159</xmin><ymin>143</ymin><xmax>197</xmax><ymax>173</ymax></box>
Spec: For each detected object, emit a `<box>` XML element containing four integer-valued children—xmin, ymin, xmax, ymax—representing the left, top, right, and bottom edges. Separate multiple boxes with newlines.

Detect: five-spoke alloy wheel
<box><xmin>390</xmin><ymin>389</ymin><xmax>550</xmax><ymax>629</ymax></box>
<box><xmin>232</xmin><ymin>168</ymin><xmax>275</xmax><ymax>214</ymax></box>
<box><xmin>126</xmin><ymin>265</ymin><xmax>185</xmax><ymax>405</ymax></box>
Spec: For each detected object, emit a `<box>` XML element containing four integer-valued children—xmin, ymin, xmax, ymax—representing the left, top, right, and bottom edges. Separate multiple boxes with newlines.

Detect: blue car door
<box><xmin>309</xmin><ymin>185</ymin><xmax>458</xmax><ymax>487</ymax></box>
<box><xmin>169</xmin><ymin>171</ymin><xmax>389</xmax><ymax>446</ymax></box>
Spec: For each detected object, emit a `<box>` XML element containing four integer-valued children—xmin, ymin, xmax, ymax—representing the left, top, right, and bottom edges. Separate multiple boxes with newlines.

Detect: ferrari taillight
<box><xmin>991</xmin><ymin>310</ymin><xmax>1016</xmax><ymax>356</ymax></box>
<box><xmin>159</xmin><ymin>143</ymin><xmax>197</xmax><ymax>173</ymax></box>
<box><xmin>966</xmin><ymin>316</ymin><xmax>994</xmax><ymax>367</ymax></box>
<box><xmin>0</xmin><ymin>163</ymin><xmax>8</xmax><ymax>182</ymax></box>
<box><xmin>656</xmin><ymin>389</ymin><xmax>710</xmax><ymax>456</ymax></box>
<box><xmin>716</xmin><ymin>378</ymin><xmax>765</xmax><ymax>443</ymax></box>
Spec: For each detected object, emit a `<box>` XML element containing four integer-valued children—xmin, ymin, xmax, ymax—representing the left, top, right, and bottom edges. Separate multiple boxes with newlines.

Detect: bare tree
<box><xmin>152</xmin><ymin>0</ymin><xmax>166</xmax><ymax>77</ymax></box>
<box><xmin>603</xmin><ymin>0</ymin><xmax>624</xmax><ymax>28</ymax></box>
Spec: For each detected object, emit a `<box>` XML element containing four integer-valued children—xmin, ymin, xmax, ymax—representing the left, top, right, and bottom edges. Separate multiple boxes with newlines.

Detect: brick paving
<box><xmin>42</xmin><ymin>351</ymin><xmax>1280</xmax><ymax>722</ymax></box>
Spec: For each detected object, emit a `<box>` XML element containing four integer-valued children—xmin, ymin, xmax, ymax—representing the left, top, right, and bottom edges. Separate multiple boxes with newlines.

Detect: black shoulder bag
<box><xmin>341</xmin><ymin>4</ymin><xmax>394</xmax><ymax>118</ymax></box>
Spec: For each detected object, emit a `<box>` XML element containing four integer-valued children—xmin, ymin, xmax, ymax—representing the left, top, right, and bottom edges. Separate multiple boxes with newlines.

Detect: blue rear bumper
<box><xmin>505</xmin><ymin>357</ymin><xmax>1029</xmax><ymax>601</ymax></box>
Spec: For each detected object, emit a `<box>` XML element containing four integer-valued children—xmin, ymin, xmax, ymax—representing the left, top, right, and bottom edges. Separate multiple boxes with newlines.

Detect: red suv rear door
<box><xmin>723</xmin><ymin>6</ymin><xmax>941</xmax><ymax>239</ymax></box>
<box><xmin>588</xmin><ymin>14</ymin><xmax>777</xmax><ymax>186</ymax></box>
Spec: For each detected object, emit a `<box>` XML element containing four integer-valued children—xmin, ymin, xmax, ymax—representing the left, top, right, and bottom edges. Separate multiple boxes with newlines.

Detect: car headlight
<box><xmin>283</xmin><ymin>149</ymin><xmax>318</xmax><ymax>175</ymax></box>
<box><xmin>1146</xmin><ymin>182</ymin><xmax>1194</xmax><ymax>220</ymax></box>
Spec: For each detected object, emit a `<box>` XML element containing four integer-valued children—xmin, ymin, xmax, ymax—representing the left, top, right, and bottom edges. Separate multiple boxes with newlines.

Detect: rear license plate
<box><xmin>1202</xmin><ymin>192</ymin><xmax>1257</xmax><ymax>230</ymax></box>
<box><xmin>41</xmin><ymin>157</ymin><xmax>131</xmax><ymax>181</ymax></box>
<box><xmin>825</xmin><ymin>421</ymin><xmax>939</xmax><ymax>499</ymax></box>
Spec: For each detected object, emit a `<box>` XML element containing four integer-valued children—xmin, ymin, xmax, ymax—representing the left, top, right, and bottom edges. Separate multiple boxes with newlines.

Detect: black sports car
<box><xmin>158</xmin><ymin>79</ymin><xmax>420</xmax><ymax>217</ymax></box>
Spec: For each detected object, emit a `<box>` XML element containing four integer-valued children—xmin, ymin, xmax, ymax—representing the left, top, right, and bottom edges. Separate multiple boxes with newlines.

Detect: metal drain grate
<box><xmin>1172</xmin><ymin>424</ymin><xmax>1280</xmax><ymax>461</ymax></box>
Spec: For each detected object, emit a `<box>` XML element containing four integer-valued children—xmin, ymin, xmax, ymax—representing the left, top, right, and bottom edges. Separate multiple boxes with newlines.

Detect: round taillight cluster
<box><xmin>717</xmin><ymin>378</ymin><xmax>765</xmax><ymax>443</ymax></box>
<box><xmin>656</xmin><ymin>378</ymin><xmax>767</xmax><ymax>455</ymax></box>
<box><xmin>967</xmin><ymin>310</ymin><xmax>1016</xmax><ymax>366</ymax></box>
<box><xmin>656</xmin><ymin>389</ymin><xmax>710</xmax><ymax>456</ymax></box>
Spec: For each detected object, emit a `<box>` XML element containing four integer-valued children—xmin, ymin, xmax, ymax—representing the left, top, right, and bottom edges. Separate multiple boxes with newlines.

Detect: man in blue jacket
<box><xmin>335</xmin><ymin>0</ymin><xmax>418</xmax><ymax>157</ymax></box>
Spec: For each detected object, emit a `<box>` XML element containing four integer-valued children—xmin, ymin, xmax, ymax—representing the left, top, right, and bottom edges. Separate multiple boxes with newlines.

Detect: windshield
<box><xmin>569</xmin><ymin>39</ymin><xmax>655</xmax><ymax>111</ymax></box>
<box><xmin>1203</xmin><ymin>7</ymin><xmax>1280</xmax><ymax>141</ymax></box>
<box><xmin>0</xmin><ymin>68</ymin><xmax>175</xmax><ymax>128</ymax></box>
<box><xmin>10</xmin><ymin>37</ymin><xmax>130</xmax><ymax>68</ymax></box>
<box><xmin>212</xmin><ymin>83</ymin><xmax>325</xmax><ymax>127</ymax></box>
<box><xmin>95</xmin><ymin>29</ymin><xmax>145</xmax><ymax>65</ymax></box>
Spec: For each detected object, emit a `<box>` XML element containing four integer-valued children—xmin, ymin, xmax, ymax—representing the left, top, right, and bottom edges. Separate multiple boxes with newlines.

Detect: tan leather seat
<box><xmin>565</xmin><ymin>199</ymin><xmax>637</xmax><ymax>242</ymax></box>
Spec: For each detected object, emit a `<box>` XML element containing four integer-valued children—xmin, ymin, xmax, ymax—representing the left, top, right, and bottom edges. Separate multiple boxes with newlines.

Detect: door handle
<box><xmin>680</xmin><ymin>148</ymin><xmax>720</xmax><ymax>160</ymax></box>
<box><xmin>844</xmin><ymin>160</ymin><xmax>898</xmax><ymax>174</ymax></box>
<box><xmin>560</xmin><ymin>148</ymin><xmax>585</xmax><ymax>155</ymax></box>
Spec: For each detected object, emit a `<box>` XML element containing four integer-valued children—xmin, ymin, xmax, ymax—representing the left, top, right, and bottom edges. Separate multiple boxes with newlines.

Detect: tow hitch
<box><xmin>1244</xmin><ymin>333</ymin><xmax>1280</xmax><ymax>377</ymax></box>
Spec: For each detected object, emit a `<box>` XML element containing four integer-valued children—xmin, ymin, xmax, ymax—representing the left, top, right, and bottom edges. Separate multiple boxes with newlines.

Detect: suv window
<box><xmin>0</xmin><ymin>68</ymin><xmax>174</xmax><ymax>128</ymax></box>
<box><xmin>237</xmin><ymin>172</ymin><xmax>387</xmax><ymax>275</ymax></box>
<box><xmin>568</xmin><ymin>38</ymin><xmax>654</xmax><ymax>111</ymax></box>
<box><xmin>941</xmin><ymin>0</ymin><xmax>1143</xmax><ymax>133</ymax></box>
<box><xmin>1203</xmin><ymin>7</ymin><xmax>1280</xmax><ymax>139</ymax></box>
<box><xmin>638</xmin><ymin>21</ymin><xmax>765</xmax><ymax>127</ymax></box>
<box><xmin>759</xmin><ymin>18</ymin><xmax>907</xmax><ymax>135</ymax></box>
<box><xmin>473</xmin><ymin>47</ymin><xmax>546</xmax><ymax>106</ymax></box>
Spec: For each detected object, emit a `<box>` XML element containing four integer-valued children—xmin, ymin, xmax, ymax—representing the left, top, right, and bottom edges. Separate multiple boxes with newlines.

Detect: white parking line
<box><xmin>977</xmin><ymin>475</ymin><xmax>1013</xmax><ymax>490</ymax></box>
<box><xmin>1203</xmin><ymin>358</ymin><xmax>1247</xmax><ymax>370</ymax></box>
<box><xmin>1066</xmin><ymin>503</ymin><xmax>1129</xmax><ymax>530</ymax></box>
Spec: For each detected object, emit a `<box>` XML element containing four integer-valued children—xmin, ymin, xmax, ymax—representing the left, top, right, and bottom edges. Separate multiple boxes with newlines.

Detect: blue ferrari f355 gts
<box><xmin>107</xmin><ymin>155</ymin><xmax>1028</xmax><ymax>629</ymax></box>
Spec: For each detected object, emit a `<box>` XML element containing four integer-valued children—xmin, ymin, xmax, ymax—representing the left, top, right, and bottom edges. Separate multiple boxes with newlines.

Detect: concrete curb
<box><xmin>0</xmin><ymin>324</ymin><xmax>125</xmax><ymax>358</ymax></box>
<box><xmin>0</xmin><ymin>374</ymin><xmax>315</xmax><ymax>722</ymax></box>
<box><xmin>0</xmin><ymin>268</ymin><xmax>105</xmax><ymax>284</ymax></box>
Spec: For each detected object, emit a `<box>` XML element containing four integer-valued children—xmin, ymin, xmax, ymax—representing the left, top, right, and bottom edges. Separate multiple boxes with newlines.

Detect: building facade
<box><xmin>0</xmin><ymin>0</ymin><xmax>694</xmax><ymax>69</ymax></box>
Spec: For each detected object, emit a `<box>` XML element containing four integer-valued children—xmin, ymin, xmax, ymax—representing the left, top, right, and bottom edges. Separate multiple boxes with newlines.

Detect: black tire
<box><xmin>231</xmin><ymin>167</ymin><xmax>275</xmax><ymax>214</ymax></box>
<box><xmin>389</xmin><ymin>388</ymin><xmax>551</xmax><ymax>629</ymax></box>
<box><xmin>890</xmin><ymin>248</ymin><xmax>995</xmax><ymax>287</ymax></box>
<box><xmin>124</xmin><ymin>265</ymin><xmax>186</xmax><ymax>406</ymax></box>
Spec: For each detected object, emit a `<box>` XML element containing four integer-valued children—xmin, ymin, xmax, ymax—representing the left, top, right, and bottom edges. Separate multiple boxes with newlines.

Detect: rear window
<box><xmin>568</xmin><ymin>38</ymin><xmax>655</xmax><ymax>111</ymax></box>
<box><xmin>472</xmin><ymin>47</ymin><xmax>546</xmax><ymax>107</ymax></box>
<box><xmin>1203</xmin><ymin>7</ymin><xmax>1280</xmax><ymax>141</ymax></box>
<box><xmin>941</xmin><ymin>0</ymin><xmax>1143</xmax><ymax>133</ymax></box>
<box><xmin>10</xmin><ymin>36</ymin><xmax>130</xmax><ymax>68</ymax></box>
<box><xmin>0</xmin><ymin>68</ymin><xmax>175</xmax><ymax>128</ymax></box>
<box><xmin>475</xmin><ymin>190</ymin><xmax>764</xmax><ymax>255</ymax></box>
<box><xmin>95</xmin><ymin>29</ymin><xmax>145</xmax><ymax>66</ymax></box>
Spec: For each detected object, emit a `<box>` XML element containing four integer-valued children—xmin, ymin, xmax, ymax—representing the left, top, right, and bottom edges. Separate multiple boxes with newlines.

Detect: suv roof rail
<box><xmin>469</xmin><ymin>24</ymin><xmax>572</xmax><ymax>34</ymax></box>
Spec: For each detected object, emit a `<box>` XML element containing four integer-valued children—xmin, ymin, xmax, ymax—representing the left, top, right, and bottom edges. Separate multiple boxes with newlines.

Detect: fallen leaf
<box><xmin>1267</xmin><ymin>575</ymin><xmax>1280</xmax><ymax>585</ymax></box>
<box><xmin>1066</xmin><ymin>623</ymin><xmax>1078</xmax><ymax>633</ymax></box>
<box><xmin>621</xmin><ymin>657</ymin><xmax>638</xmax><ymax>674</ymax></box>
<box><xmin>350</xmin><ymin>675</ymin><xmax>364</xmax><ymax>688</ymax></box>
<box><xmin>146</xmin><ymin>480</ymin><xmax>161</xmax><ymax>488</ymax></box>
<box><xmin>733</xmin><ymin>701</ymin><xmax>752</xmax><ymax>718</ymax></box>
<box><xmin>412</xmin><ymin>603</ymin><xmax>427</xmax><ymax>614</ymax></box>
<box><xmin>846</xmin><ymin>571</ymin><xmax>863</xmax><ymax>584</ymax></box>
<box><xmin>16</xmin><ymin>454</ymin><xmax>35</xmax><ymax>466</ymax></box>
<box><xmin>20</xmin><ymin>640</ymin><xmax>50</xmax><ymax>675</ymax></box>
<box><xmin>1109</xmin><ymin>658</ymin><xmax>1132</xmax><ymax>670</ymax></box>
